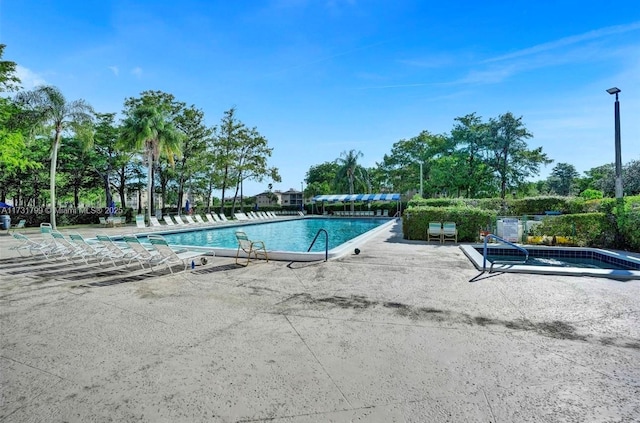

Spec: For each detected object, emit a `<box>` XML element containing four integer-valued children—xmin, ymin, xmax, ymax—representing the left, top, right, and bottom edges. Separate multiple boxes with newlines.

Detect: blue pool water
<box><xmin>478</xmin><ymin>247</ymin><xmax>640</xmax><ymax>271</ymax></box>
<box><xmin>485</xmin><ymin>255</ymin><xmax>633</xmax><ymax>270</ymax></box>
<box><xmin>139</xmin><ymin>218</ymin><xmax>390</xmax><ymax>252</ymax></box>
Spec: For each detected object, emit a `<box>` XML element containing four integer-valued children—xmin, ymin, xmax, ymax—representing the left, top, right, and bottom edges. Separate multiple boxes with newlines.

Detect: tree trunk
<box><xmin>103</xmin><ymin>173</ymin><xmax>112</xmax><ymax>208</ymax></box>
<box><xmin>177</xmin><ymin>157</ymin><xmax>187</xmax><ymax>217</ymax></box>
<box><xmin>50</xmin><ymin>132</ymin><xmax>61</xmax><ymax>229</ymax></box>
<box><xmin>146</xmin><ymin>150</ymin><xmax>153</xmax><ymax>222</ymax></box>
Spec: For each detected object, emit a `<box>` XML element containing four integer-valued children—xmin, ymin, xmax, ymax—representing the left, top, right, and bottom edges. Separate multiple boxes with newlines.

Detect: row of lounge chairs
<box><xmin>427</xmin><ymin>222</ymin><xmax>458</xmax><ymax>243</ymax></box>
<box><xmin>328</xmin><ymin>210</ymin><xmax>389</xmax><ymax>217</ymax></box>
<box><xmin>11</xmin><ymin>224</ymin><xmax>207</xmax><ymax>274</ymax></box>
<box><xmin>234</xmin><ymin>211</ymin><xmax>300</xmax><ymax>221</ymax></box>
<box><xmin>134</xmin><ymin>213</ymin><xmax>234</xmax><ymax>229</ymax></box>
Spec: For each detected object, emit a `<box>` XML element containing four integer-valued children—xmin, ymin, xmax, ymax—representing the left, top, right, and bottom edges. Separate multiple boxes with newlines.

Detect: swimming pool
<box><xmin>131</xmin><ymin>217</ymin><xmax>396</xmax><ymax>262</ymax></box>
<box><xmin>460</xmin><ymin>245</ymin><xmax>640</xmax><ymax>280</ymax></box>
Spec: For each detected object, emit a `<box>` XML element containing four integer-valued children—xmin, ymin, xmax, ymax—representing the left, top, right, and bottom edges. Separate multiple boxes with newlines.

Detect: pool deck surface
<box><xmin>1</xmin><ymin>220</ymin><xmax>639</xmax><ymax>422</ymax></box>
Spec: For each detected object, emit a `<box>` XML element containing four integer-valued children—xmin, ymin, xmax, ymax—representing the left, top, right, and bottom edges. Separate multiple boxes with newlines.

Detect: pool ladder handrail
<box><xmin>307</xmin><ymin>228</ymin><xmax>328</xmax><ymax>262</ymax></box>
<box><xmin>483</xmin><ymin>234</ymin><xmax>529</xmax><ymax>273</ymax></box>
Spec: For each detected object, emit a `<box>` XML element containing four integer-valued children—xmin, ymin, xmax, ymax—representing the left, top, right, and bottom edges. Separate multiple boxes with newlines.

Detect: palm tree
<box><xmin>120</xmin><ymin>105</ymin><xmax>182</xmax><ymax>222</ymax></box>
<box><xmin>336</xmin><ymin>149</ymin><xmax>364</xmax><ymax>212</ymax></box>
<box><xmin>15</xmin><ymin>86</ymin><xmax>93</xmax><ymax>229</ymax></box>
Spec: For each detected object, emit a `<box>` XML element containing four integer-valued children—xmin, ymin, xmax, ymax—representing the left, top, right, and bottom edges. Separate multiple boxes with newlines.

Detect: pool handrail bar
<box><xmin>307</xmin><ymin>228</ymin><xmax>329</xmax><ymax>262</ymax></box>
<box><xmin>483</xmin><ymin>234</ymin><xmax>529</xmax><ymax>273</ymax></box>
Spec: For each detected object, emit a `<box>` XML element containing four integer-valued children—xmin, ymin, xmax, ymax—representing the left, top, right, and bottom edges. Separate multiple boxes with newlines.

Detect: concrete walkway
<box><xmin>1</xmin><ymin>221</ymin><xmax>639</xmax><ymax>422</ymax></box>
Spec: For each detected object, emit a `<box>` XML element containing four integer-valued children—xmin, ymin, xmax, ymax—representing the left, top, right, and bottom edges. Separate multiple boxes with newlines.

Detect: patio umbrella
<box><xmin>0</xmin><ymin>201</ymin><xmax>13</xmax><ymax>208</ymax></box>
<box><xmin>185</xmin><ymin>199</ymin><xmax>190</xmax><ymax>214</ymax></box>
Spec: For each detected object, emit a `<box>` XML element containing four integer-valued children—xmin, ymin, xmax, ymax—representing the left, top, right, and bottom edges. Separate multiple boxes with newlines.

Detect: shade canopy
<box><xmin>311</xmin><ymin>193</ymin><xmax>400</xmax><ymax>203</ymax></box>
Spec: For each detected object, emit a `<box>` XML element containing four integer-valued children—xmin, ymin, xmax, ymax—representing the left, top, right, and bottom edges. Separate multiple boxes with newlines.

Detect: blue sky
<box><xmin>1</xmin><ymin>1</ymin><xmax>639</xmax><ymax>196</ymax></box>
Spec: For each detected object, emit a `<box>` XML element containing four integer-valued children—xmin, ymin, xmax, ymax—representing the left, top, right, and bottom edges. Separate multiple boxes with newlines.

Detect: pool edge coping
<box><xmin>460</xmin><ymin>244</ymin><xmax>640</xmax><ymax>281</ymax></box>
<box><xmin>111</xmin><ymin>217</ymin><xmax>399</xmax><ymax>262</ymax></box>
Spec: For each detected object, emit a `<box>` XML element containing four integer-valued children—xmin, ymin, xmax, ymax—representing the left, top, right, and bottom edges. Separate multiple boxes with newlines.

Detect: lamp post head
<box><xmin>607</xmin><ymin>87</ymin><xmax>621</xmax><ymax>100</ymax></box>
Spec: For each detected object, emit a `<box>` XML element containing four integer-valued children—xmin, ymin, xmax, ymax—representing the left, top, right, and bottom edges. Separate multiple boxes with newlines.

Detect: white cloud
<box><xmin>109</xmin><ymin>66</ymin><xmax>119</xmax><ymax>76</ymax></box>
<box><xmin>484</xmin><ymin>21</ymin><xmax>640</xmax><ymax>63</ymax></box>
<box><xmin>15</xmin><ymin>65</ymin><xmax>46</xmax><ymax>89</ymax></box>
<box><xmin>131</xmin><ymin>67</ymin><xmax>143</xmax><ymax>78</ymax></box>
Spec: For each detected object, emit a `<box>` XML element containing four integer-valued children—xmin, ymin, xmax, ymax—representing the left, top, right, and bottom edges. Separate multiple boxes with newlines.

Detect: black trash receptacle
<box><xmin>0</xmin><ymin>215</ymin><xmax>10</xmax><ymax>230</ymax></box>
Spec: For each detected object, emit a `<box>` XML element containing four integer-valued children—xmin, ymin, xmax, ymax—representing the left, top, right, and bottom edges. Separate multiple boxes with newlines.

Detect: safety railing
<box><xmin>307</xmin><ymin>229</ymin><xmax>329</xmax><ymax>262</ymax></box>
<box><xmin>483</xmin><ymin>234</ymin><xmax>529</xmax><ymax>273</ymax></box>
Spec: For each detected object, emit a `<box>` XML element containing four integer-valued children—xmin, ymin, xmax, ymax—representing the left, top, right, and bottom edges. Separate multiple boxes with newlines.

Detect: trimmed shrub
<box><xmin>509</xmin><ymin>196</ymin><xmax>587</xmax><ymax>216</ymax></box>
<box><xmin>530</xmin><ymin>213</ymin><xmax>611</xmax><ymax>247</ymax></box>
<box><xmin>580</xmin><ymin>189</ymin><xmax>604</xmax><ymax>200</ymax></box>
<box><xmin>618</xmin><ymin>209</ymin><xmax>640</xmax><ymax>252</ymax></box>
<box><xmin>403</xmin><ymin>206</ymin><xmax>497</xmax><ymax>242</ymax></box>
<box><xmin>408</xmin><ymin>197</ymin><xmax>466</xmax><ymax>208</ymax></box>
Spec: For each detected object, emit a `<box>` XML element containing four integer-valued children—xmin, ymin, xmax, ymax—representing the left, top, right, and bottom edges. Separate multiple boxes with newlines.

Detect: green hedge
<box><xmin>403</xmin><ymin>206</ymin><xmax>497</xmax><ymax>242</ymax></box>
<box><xmin>530</xmin><ymin>213</ymin><xmax>612</xmax><ymax>247</ymax></box>
<box><xmin>509</xmin><ymin>196</ymin><xmax>587</xmax><ymax>215</ymax></box>
<box><xmin>407</xmin><ymin>195</ymin><xmax>588</xmax><ymax>215</ymax></box>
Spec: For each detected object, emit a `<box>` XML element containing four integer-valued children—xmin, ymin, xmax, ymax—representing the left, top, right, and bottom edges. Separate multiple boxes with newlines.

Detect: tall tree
<box><xmin>336</xmin><ymin>150</ymin><xmax>364</xmax><ymax>195</ymax></box>
<box><xmin>173</xmin><ymin>106</ymin><xmax>213</xmax><ymax>214</ymax></box>
<box><xmin>486</xmin><ymin>112</ymin><xmax>551</xmax><ymax>199</ymax></box>
<box><xmin>231</xmin><ymin>126</ymin><xmax>280</xmax><ymax>213</ymax></box>
<box><xmin>451</xmin><ymin>113</ymin><xmax>494</xmax><ymax>197</ymax></box>
<box><xmin>377</xmin><ymin>131</ymin><xmax>451</xmax><ymax>197</ymax></box>
<box><xmin>306</xmin><ymin>162</ymin><xmax>340</xmax><ymax>187</ymax></box>
<box><xmin>622</xmin><ymin>160</ymin><xmax>640</xmax><ymax>195</ymax></box>
<box><xmin>57</xmin><ymin>136</ymin><xmax>102</xmax><ymax>208</ymax></box>
<box><xmin>212</xmin><ymin>108</ymin><xmax>246</xmax><ymax>214</ymax></box>
<box><xmin>547</xmin><ymin>162</ymin><xmax>579</xmax><ymax>196</ymax></box>
<box><xmin>583</xmin><ymin>164</ymin><xmax>615</xmax><ymax>197</ymax></box>
<box><xmin>0</xmin><ymin>47</ymin><xmax>44</xmax><ymax>204</ymax></box>
<box><xmin>92</xmin><ymin>112</ymin><xmax>130</xmax><ymax>207</ymax></box>
<box><xmin>335</xmin><ymin>150</ymin><xmax>365</xmax><ymax>212</ymax></box>
<box><xmin>120</xmin><ymin>104</ymin><xmax>182</xmax><ymax>222</ymax></box>
<box><xmin>0</xmin><ymin>44</ymin><xmax>20</xmax><ymax>92</ymax></box>
<box><xmin>14</xmin><ymin>86</ymin><xmax>93</xmax><ymax>228</ymax></box>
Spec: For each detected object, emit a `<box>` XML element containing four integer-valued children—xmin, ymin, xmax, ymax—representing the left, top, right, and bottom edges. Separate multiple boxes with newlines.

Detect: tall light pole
<box><xmin>606</xmin><ymin>87</ymin><xmax>623</xmax><ymax>200</ymax></box>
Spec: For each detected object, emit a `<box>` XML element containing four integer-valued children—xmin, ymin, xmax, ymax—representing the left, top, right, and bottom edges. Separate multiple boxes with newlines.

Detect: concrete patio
<box><xmin>1</xmin><ymin>221</ymin><xmax>639</xmax><ymax>422</ymax></box>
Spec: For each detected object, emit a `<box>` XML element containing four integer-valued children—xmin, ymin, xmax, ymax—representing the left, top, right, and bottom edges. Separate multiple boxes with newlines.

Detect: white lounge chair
<box><xmin>10</xmin><ymin>233</ymin><xmax>59</xmax><ymax>258</ymax></box>
<box><xmin>172</xmin><ymin>215</ymin><xmax>187</xmax><ymax>225</ymax></box>
<box><xmin>204</xmin><ymin>213</ymin><xmax>218</xmax><ymax>223</ymax></box>
<box><xmin>122</xmin><ymin>235</ymin><xmax>162</xmax><ymax>269</ymax></box>
<box><xmin>10</xmin><ymin>219</ymin><xmax>26</xmax><ymax>231</ymax></box>
<box><xmin>135</xmin><ymin>215</ymin><xmax>146</xmax><ymax>228</ymax></box>
<box><xmin>184</xmin><ymin>215</ymin><xmax>198</xmax><ymax>225</ymax></box>
<box><xmin>194</xmin><ymin>214</ymin><xmax>207</xmax><ymax>224</ymax></box>
<box><xmin>147</xmin><ymin>235</ymin><xmax>207</xmax><ymax>274</ymax></box>
<box><xmin>68</xmin><ymin>233</ymin><xmax>106</xmax><ymax>263</ymax></box>
<box><xmin>234</xmin><ymin>212</ymin><xmax>249</xmax><ymax>221</ymax></box>
<box><xmin>50</xmin><ymin>231</ymin><xmax>88</xmax><ymax>263</ymax></box>
<box><xmin>149</xmin><ymin>216</ymin><xmax>164</xmax><ymax>228</ymax></box>
<box><xmin>163</xmin><ymin>216</ymin><xmax>176</xmax><ymax>226</ymax></box>
<box><xmin>218</xmin><ymin>214</ymin><xmax>229</xmax><ymax>222</ymax></box>
<box><xmin>96</xmin><ymin>234</ymin><xmax>138</xmax><ymax>266</ymax></box>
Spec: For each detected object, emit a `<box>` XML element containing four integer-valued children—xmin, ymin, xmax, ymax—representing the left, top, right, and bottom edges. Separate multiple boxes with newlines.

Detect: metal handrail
<box><xmin>307</xmin><ymin>229</ymin><xmax>329</xmax><ymax>262</ymax></box>
<box><xmin>483</xmin><ymin>234</ymin><xmax>529</xmax><ymax>273</ymax></box>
